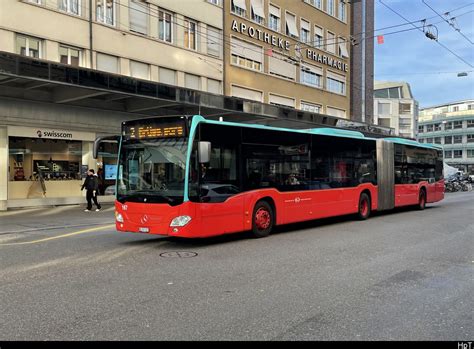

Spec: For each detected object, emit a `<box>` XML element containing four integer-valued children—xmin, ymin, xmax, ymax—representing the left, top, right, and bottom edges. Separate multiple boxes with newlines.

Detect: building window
<box><xmin>418</xmin><ymin>125</ymin><xmax>424</xmax><ymax>133</ymax></box>
<box><xmin>300</xmin><ymin>65</ymin><xmax>322</xmax><ymax>88</ymax></box>
<box><xmin>250</xmin><ymin>0</ymin><xmax>265</xmax><ymax>25</ymax></box>
<box><xmin>338</xmin><ymin>37</ymin><xmax>349</xmax><ymax>58</ymax></box>
<box><xmin>285</xmin><ymin>12</ymin><xmax>299</xmax><ymax>38</ymax></box>
<box><xmin>184</xmin><ymin>19</ymin><xmax>197</xmax><ymax>50</ymax></box>
<box><xmin>269</xmin><ymin>4</ymin><xmax>280</xmax><ymax>32</ymax></box>
<box><xmin>453</xmin><ymin>150</ymin><xmax>463</xmax><ymax>158</ymax></box>
<box><xmin>96</xmin><ymin>53</ymin><xmax>118</xmax><ymax>74</ymax></box>
<box><xmin>231</xmin><ymin>0</ymin><xmax>247</xmax><ymax>17</ymax></box>
<box><xmin>130</xmin><ymin>60</ymin><xmax>150</xmax><ymax>80</ymax></box>
<box><xmin>207</xmin><ymin>0</ymin><xmax>221</xmax><ymax>5</ymax></box>
<box><xmin>269</xmin><ymin>94</ymin><xmax>295</xmax><ymax>108</ymax></box>
<box><xmin>96</xmin><ymin>0</ymin><xmax>115</xmax><ymax>26</ymax></box>
<box><xmin>58</xmin><ymin>0</ymin><xmax>80</xmax><ymax>15</ymax></box>
<box><xmin>467</xmin><ymin>120</ymin><xmax>474</xmax><ymax>128</ymax></box>
<box><xmin>269</xmin><ymin>53</ymin><xmax>296</xmax><ymax>81</ymax></box>
<box><xmin>445</xmin><ymin>136</ymin><xmax>452</xmax><ymax>144</ymax></box>
<box><xmin>426</xmin><ymin>138</ymin><xmax>433</xmax><ymax>143</ymax></box>
<box><xmin>453</xmin><ymin>135</ymin><xmax>463</xmax><ymax>144</ymax></box>
<box><xmin>338</xmin><ymin>0</ymin><xmax>346</xmax><ymax>21</ymax></box>
<box><xmin>453</xmin><ymin>106</ymin><xmax>459</xmax><ymax>112</ymax></box>
<box><xmin>467</xmin><ymin>134</ymin><xmax>474</xmax><ymax>143</ymax></box>
<box><xmin>207</xmin><ymin>26</ymin><xmax>222</xmax><ymax>58</ymax></box>
<box><xmin>378</xmin><ymin>103</ymin><xmax>390</xmax><ymax>115</ymax></box>
<box><xmin>300</xmin><ymin>19</ymin><xmax>310</xmax><ymax>44</ymax></box>
<box><xmin>159</xmin><ymin>10</ymin><xmax>173</xmax><ymax>43</ymax></box>
<box><xmin>399</xmin><ymin>118</ymin><xmax>411</xmax><ymax>127</ymax></box>
<box><xmin>374</xmin><ymin>87</ymin><xmax>401</xmax><ymax>98</ymax></box>
<box><xmin>129</xmin><ymin>0</ymin><xmax>148</xmax><ymax>35</ymax></box>
<box><xmin>327</xmin><ymin>0</ymin><xmax>335</xmax><ymax>16</ymax></box>
<box><xmin>207</xmin><ymin>79</ymin><xmax>221</xmax><ymax>94</ymax></box>
<box><xmin>453</xmin><ymin>121</ymin><xmax>463</xmax><ymax>129</ymax></box>
<box><xmin>231</xmin><ymin>37</ymin><xmax>263</xmax><ymax>72</ymax></box>
<box><xmin>16</xmin><ymin>35</ymin><xmax>42</xmax><ymax>58</ymax></box>
<box><xmin>159</xmin><ymin>67</ymin><xmax>176</xmax><ymax>85</ymax></box>
<box><xmin>378</xmin><ymin>118</ymin><xmax>391</xmax><ymax>127</ymax></box>
<box><xmin>327</xmin><ymin>73</ymin><xmax>346</xmax><ymax>95</ymax></box>
<box><xmin>326</xmin><ymin>106</ymin><xmax>346</xmax><ymax>118</ymax></box>
<box><xmin>444</xmin><ymin>150</ymin><xmax>452</xmax><ymax>158</ymax></box>
<box><xmin>185</xmin><ymin>73</ymin><xmax>201</xmax><ymax>91</ymax></box>
<box><xmin>304</xmin><ymin>0</ymin><xmax>322</xmax><ymax>9</ymax></box>
<box><xmin>231</xmin><ymin>85</ymin><xmax>263</xmax><ymax>102</ymax></box>
<box><xmin>400</xmin><ymin>103</ymin><xmax>411</xmax><ymax>114</ymax></box>
<box><xmin>445</xmin><ymin>122</ymin><xmax>453</xmax><ymax>130</ymax></box>
<box><xmin>59</xmin><ymin>45</ymin><xmax>82</xmax><ymax>67</ymax></box>
<box><xmin>426</xmin><ymin>125</ymin><xmax>434</xmax><ymax>132</ymax></box>
<box><xmin>327</xmin><ymin>31</ymin><xmax>336</xmax><ymax>53</ymax></box>
<box><xmin>434</xmin><ymin>137</ymin><xmax>441</xmax><ymax>144</ymax></box>
<box><xmin>468</xmin><ymin>104</ymin><xmax>473</xmax><ymax>110</ymax></box>
<box><xmin>300</xmin><ymin>102</ymin><xmax>321</xmax><ymax>113</ymax></box>
<box><xmin>314</xmin><ymin>26</ymin><xmax>324</xmax><ymax>49</ymax></box>
<box><xmin>434</xmin><ymin>123</ymin><xmax>441</xmax><ymax>131</ymax></box>
<box><xmin>467</xmin><ymin>149</ymin><xmax>474</xmax><ymax>158</ymax></box>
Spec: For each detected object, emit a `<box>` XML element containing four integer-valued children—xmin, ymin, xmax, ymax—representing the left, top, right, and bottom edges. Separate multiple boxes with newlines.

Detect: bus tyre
<box><xmin>357</xmin><ymin>193</ymin><xmax>371</xmax><ymax>220</ymax></box>
<box><xmin>418</xmin><ymin>189</ymin><xmax>426</xmax><ymax>210</ymax></box>
<box><xmin>252</xmin><ymin>201</ymin><xmax>274</xmax><ymax>238</ymax></box>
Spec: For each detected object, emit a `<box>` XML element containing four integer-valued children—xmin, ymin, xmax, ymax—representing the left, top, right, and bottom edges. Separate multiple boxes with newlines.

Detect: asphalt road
<box><xmin>0</xmin><ymin>192</ymin><xmax>473</xmax><ymax>341</ymax></box>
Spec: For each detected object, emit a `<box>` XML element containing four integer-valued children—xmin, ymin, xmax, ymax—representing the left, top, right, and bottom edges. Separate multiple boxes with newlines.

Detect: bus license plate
<box><xmin>139</xmin><ymin>227</ymin><xmax>150</xmax><ymax>233</ymax></box>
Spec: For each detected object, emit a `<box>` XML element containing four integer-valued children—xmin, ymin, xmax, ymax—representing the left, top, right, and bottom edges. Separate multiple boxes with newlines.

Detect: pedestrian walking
<box><xmin>81</xmin><ymin>169</ymin><xmax>101</xmax><ymax>212</ymax></box>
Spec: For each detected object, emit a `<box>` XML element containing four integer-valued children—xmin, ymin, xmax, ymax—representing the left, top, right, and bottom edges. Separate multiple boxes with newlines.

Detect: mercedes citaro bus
<box><xmin>94</xmin><ymin>115</ymin><xmax>444</xmax><ymax>238</ymax></box>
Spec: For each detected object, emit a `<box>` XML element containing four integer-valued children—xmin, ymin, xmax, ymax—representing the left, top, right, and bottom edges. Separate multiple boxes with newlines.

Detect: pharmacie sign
<box><xmin>231</xmin><ymin>19</ymin><xmax>348</xmax><ymax>73</ymax></box>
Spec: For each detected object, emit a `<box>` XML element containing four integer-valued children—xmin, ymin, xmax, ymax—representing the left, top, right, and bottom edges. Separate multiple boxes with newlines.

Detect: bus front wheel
<box><xmin>357</xmin><ymin>193</ymin><xmax>371</xmax><ymax>220</ymax></box>
<box><xmin>252</xmin><ymin>201</ymin><xmax>274</xmax><ymax>238</ymax></box>
<box><xmin>418</xmin><ymin>189</ymin><xmax>426</xmax><ymax>210</ymax></box>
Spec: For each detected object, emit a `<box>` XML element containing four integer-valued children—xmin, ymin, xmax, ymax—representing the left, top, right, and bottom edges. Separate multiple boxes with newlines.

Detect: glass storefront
<box><xmin>8</xmin><ymin>137</ymin><xmax>83</xmax><ymax>199</ymax></box>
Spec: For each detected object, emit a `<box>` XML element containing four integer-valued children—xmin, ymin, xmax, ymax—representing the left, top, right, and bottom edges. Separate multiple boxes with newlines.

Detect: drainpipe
<box><xmin>89</xmin><ymin>0</ymin><xmax>93</xmax><ymax>69</ymax></box>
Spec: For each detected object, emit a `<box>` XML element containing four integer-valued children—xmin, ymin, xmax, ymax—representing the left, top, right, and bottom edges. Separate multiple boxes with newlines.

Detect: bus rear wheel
<box><xmin>357</xmin><ymin>193</ymin><xmax>371</xmax><ymax>220</ymax></box>
<box><xmin>252</xmin><ymin>201</ymin><xmax>274</xmax><ymax>238</ymax></box>
<box><xmin>418</xmin><ymin>189</ymin><xmax>426</xmax><ymax>210</ymax></box>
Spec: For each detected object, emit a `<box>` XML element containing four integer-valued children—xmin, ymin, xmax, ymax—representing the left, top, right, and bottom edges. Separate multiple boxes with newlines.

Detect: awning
<box><xmin>232</xmin><ymin>0</ymin><xmax>247</xmax><ymax>11</ymax></box>
<box><xmin>250</xmin><ymin>0</ymin><xmax>265</xmax><ymax>18</ymax></box>
<box><xmin>339</xmin><ymin>41</ymin><xmax>349</xmax><ymax>58</ymax></box>
<box><xmin>285</xmin><ymin>14</ymin><xmax>299</xmax><ymax>37</ymax></box>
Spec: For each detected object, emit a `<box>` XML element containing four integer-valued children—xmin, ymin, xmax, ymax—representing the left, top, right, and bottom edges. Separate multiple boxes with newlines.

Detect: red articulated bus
<box><xmin>99</xmin><ymin>115</ymin><xmax>444</xmax><ymax>238</ymax></box>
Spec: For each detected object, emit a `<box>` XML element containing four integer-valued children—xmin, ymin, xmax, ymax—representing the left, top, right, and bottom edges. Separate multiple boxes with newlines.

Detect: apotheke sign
<box><xmin>231</xmin><ymin>19</ymin><xmax>349</xmax><ymax>73</ymax></box>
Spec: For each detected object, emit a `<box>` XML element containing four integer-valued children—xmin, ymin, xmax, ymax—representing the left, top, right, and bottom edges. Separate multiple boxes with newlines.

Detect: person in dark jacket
<box><xmin>81</xmin><ymin>169</ymin><xmax>101</xmax><ymax>212</ymax></box>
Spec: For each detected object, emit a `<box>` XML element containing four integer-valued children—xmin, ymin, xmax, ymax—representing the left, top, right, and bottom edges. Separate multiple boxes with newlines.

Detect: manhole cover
<box><xmin>160</xmin><ymin>251</ymin><xmax>198</xmax><ymax>258</ymax></box>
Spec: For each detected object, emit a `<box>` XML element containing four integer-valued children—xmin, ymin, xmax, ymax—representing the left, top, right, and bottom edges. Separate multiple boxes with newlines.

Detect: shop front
<box><xmin>6</xmin><ymin>126</ymin><xmax>117</xmax><ymax>208</ymax></box>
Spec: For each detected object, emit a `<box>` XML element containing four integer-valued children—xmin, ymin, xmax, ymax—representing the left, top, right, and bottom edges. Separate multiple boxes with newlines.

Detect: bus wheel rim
<box><xmin>361</xmin><ymin>199</ymin><xmax>369</xmax><ymax>217</ymax></box>
<box><xmin>255</xmin><ymin>208</ymin><xmax>271</xmax><ymax>230</ymax></box>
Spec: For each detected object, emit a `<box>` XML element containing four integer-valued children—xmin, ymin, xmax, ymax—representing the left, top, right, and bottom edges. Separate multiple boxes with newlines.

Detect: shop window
<box><xmin>8</xmin><ymin>137</ymin><xmax>85</xmax><ymax>199</ymax></box>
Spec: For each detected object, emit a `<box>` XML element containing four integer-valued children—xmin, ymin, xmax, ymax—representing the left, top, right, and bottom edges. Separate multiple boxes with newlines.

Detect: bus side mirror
<box><xmin>198</xmin><ymin>141</ymin><xmax>211</xmax><ymax>163</ymax></box>
<box><xmin>93</xmin><ymin>136</ymin><xmax>120</xmax><ymax>159</ymax></box>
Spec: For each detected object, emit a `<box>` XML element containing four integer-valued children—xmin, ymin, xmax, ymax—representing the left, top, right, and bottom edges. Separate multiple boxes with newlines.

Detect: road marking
<box><xmin>0</xmin><ymin>224</ymin><xmax>115</xmax><ymax>246</ymax></box>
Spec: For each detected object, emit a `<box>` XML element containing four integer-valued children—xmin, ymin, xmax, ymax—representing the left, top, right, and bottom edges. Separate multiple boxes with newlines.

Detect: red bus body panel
<box><xmin>394</xmin><ymin>180</ymin><xmax>445</xmax><ymax>207</ymax></box>
<box><xmin>115</xmin><ymin>183</ymin><xmax>381</xmax><ymax>238</ymax></box>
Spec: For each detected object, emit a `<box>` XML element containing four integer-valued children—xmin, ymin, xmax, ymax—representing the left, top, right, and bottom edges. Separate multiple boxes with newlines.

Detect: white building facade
<box><xmin>373</xmin><ymin>81</ymin><xmax>418</xmax><ymax>139</ymax></box>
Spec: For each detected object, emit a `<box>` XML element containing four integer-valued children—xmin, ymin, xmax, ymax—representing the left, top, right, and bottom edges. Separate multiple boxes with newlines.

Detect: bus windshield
<box><xmin>117</xmin><ymin>138</ymin><xmax>188</xmax><ymax>205</ymax></box>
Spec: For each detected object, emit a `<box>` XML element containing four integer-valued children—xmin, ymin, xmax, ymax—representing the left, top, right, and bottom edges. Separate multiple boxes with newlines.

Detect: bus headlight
<box><xmin>170</xmin><ymin>216</ymin><xmax>192</xmax><ymax>227</ymax></box>
<box><xmin>115</xmin><ymin>211</ymin><xmax>124</xmax><ymax>223</ymax></box>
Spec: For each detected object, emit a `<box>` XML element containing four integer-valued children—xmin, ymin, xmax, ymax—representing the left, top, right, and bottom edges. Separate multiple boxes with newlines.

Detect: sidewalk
<box><xmin>0</xmin><ymin>203</ymin><xmax>115</xmax><ymax>234</ymax></box>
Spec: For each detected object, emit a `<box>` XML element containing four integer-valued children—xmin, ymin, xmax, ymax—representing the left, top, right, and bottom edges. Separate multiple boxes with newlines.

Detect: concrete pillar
<box><xmin>0</xmin><ymin>127</ymin><xmax>8</xmax><ymax>211</ymax></box>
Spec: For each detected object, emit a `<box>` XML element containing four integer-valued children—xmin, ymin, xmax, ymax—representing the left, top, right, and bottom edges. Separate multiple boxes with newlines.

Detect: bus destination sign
<box><xmin>125</xmin><ymin>121</ymin><xmax>185</xmax><ymax>139</ymax></box>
